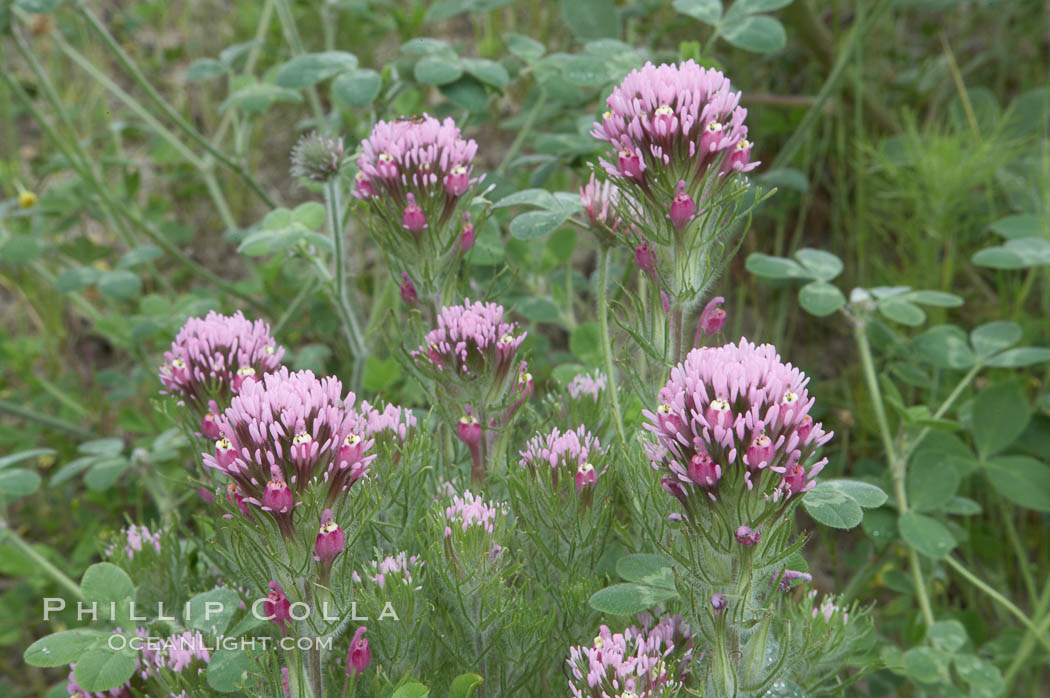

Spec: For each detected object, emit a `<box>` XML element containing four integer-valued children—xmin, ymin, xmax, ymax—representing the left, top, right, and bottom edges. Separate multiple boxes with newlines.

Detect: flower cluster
<box><xmin>351</xmin><ymin>400</ymin><xmax>417</xmax><ymax>442</ymax></box>
<box><xmin>567</xmin><ymin>614</ymin><xmax>695</xmax><ymax>698</ymax></box>
<box><xmin>159</xmin><ymin>311</ymin><xmax>284</xmax><ymax>429</ymax></box>
<box><xmin>105</xmin><ymin>524</ymin><xmax>161</xmax><ymax>560</ymax></box>
<box><xmin>643</xmin><ymin>339</ymin><xmax>831</xmax><ymax>507</ymax></box>
<box><xmin>354</xmin><ymin>114</ymin><xmax>479</xmax><ymax>231</ymax></box>
<box><xmin>138</xmin><ymin>628</ymin><xmax>211</xmax><ymax>676</ymax></box>
<box><xmin>202</xmin><ymin>368</ymin><xmax>374</xmax><ymax>536</ymax></box>
<box><xmin>567</xmin><ymin>371</ymin><xmax>607</xmax><ymax>403</ymax></box>
<box><xmin>415</xmin><ymin>299</ymin><xmax>526</xmax><ymax>381</ymax></box>
<box><xmin>579</xmin><ymin>173</ymin><xmax>623</xmax><ymax>235</ymax></box>
<box><xmin>443</xmin><ymin>490</ymin><xmax>508</xmax><ymax>537</ymax></box>
<box><xmin>290</xmin><ymin>131</ymin><xmax>345</xmax><ymax>183</ymax></box>
<box><xmin>519</xmin><ymin>425</ymin><xmax>605</xmax><ymax>493</ymax></box>
<box><xmin>354</xmin><ymin>551</ymin><xmax>425</xmax><ymax>589</ymax></box>
<box><xmin>591</xmin><ymin>60</ymin><xmax>756</xmax><ymax>194</ymax></box>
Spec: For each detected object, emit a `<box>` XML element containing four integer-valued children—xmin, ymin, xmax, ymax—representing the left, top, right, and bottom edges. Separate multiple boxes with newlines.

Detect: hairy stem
<box><xmin>597</xmin><ymin>246</ymin><xmax>627</xmax><ymax>445</ymax></box>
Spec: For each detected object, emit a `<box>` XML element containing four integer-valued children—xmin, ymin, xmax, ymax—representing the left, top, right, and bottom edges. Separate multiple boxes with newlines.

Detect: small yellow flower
<box><xmin>18</xmin><ymin>190</ymin><xmax>38</xmax><ymax>208</ymax></box>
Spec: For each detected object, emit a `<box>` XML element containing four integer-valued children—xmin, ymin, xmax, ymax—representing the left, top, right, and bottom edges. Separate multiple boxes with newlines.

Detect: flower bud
<box><xmin>264</xmin><ymin>582</ymin><xmax>292</xmax><ymax>634</ymax></box>
<box><xmin>226</xmin><ymin>483</ymin><xmax>250</xmax><ymax>517</ymax></box>
<box><xmin>263</xmin><ymin>468</ymin><xmax>294</xmax><ymax>514</ymax></box>
<box><xmin>346</xmin><ymin>627</ymin><xmax>370</xmax><ymax>676</ymax></box>
<box><xmin>400</xmin><ymin>273</ymin><xmax>418</xmax><ymax>307</ymax></box>
<box><xmin>710</xmin><ymin>592</ymin><xmax>727</xmax><ymax>613</ymax></box>
<box><xmin>687</xmin><ymin>452</ymin><xmax>720</xmax><ymax>488</ymax></box>
<box><xmin>697</xmin><ymin>296</ymin><xmax>726</xmax><ymax>336</ymax></box>
<box><xmin>459</xmin><ymin>212</ymin><xmax>476</xmax><ymax>252</ymax></box>
<box><xmin>746</xmin><ymin>433</ymin><xmax>774</xmax><ymax>470</ymax></box>
<box><xmin>402</xmin><ymin>193</ymin><xmax>427</xmax><ymax>235</ymax></box>
<box><xmin>634</xmin><ymin>242</ymin><xmax>657</xmax><ymax>281</ymax></box>
<box><xmin>735</xmin><ymin>525</ymin><xmax>760</xmax><ymax>547</ymax></box>
<box><xmin>669</xmin><ymin>180</ymin><xmax>696</xmax><ymax>230</ymax></box>
<box><xmin>215</xmin><ymin>437</ymin><xmax>238</xmax><ymax>468</ymax></box>
<box><xmin>290</xmin><ymin>132</ymin><xmax>345</xmax><ymax>183</ymax></box>
<box><xmin>444</xmin><ymin>164</ymin><xmax>470</xmax><ymax>196</ymax></box>
<box><xmin>618</xmin><ymin>148</ymin><xmax>643</xmax><ymax>179</ymax></box>
<box><xmin>575</xmin><ymin>463</ymin><xmax>597</xmax><ymax>492</ymax></box>
<box><xmin>315</xmin><ymin>509</ymin><xmax>346</xmax><ymax>565</ymax></box>
<box><xmin>705</xmin><ymin>398</ymin><xmax>731</xmax><ymax>429</ymax></box>
<box><xmin>457</xmin><ymin>415</ymin><xmax>482</xmax><ymax>446</ymax></box>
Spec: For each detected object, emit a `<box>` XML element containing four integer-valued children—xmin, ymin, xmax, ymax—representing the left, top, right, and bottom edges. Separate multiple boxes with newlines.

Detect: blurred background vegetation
<box><xmin>1</xmin><ymin>0</ymin><xmax>1048</xmax><ymax>694</ymax></box>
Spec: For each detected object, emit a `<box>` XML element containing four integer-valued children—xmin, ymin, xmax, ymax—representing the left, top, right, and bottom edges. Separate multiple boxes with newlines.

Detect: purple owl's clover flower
<box><xmin>519</xmin><ymin>425</ymin><xmax>605</xmax><ymax>494</ymax></box>
<box><xmin>159</xmin><ymin>311</ymin><xmax>284</xmax><ymax>429</ymax></box>
<box><xmin>643</xmin><ymin>339</ymin><xmax>832</xmax><ymax>512</ymax></box>
<box><xmin>201</xmin><ymin>368</ymin><xmax>375</xmax><ymax>536</ymax></box>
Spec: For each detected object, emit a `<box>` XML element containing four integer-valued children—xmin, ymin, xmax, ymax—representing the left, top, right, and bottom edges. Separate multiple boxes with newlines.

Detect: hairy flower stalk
<box><xmin>413</xmin><ymin>299</ymin><xmax>529</xmax><ymax>480</ymax></box>
<box><xmin>590</xmin><ymin>60</ymin><xmax>763</xmax><ymax>361</ymax></box>
<box><xmin>354</xmin><ymin>114</ymin><xmax>482</xmax><ymax>309</ymax></box>
<box><xmin>159</xmin><ymin>311</ymin><xmax>284</xmax><ymax>433</ymax></box>
<box><xmin>641</xmin><ymin>339</ymin><xmax>851</xmax><ymax>693</ymax></box>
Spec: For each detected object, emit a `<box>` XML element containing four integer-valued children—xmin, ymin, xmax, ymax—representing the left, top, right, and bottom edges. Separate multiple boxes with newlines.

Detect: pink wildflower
<box><xmin>519</xmin><ymin>425</ymin><xmax>605</xmax><ymax>493</ymax></box>
<box><xmin>346</xmin><ymin>627</ymin><xmax>370</xmax><ymax>676</ymax></box>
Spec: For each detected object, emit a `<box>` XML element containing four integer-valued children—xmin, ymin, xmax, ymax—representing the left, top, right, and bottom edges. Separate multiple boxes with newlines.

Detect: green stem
<box><xmin>0</xmin><ymin>398</ymin><xmax>97</xmax><ymax>440</ymax></box>
<box><xmin>943</xmin><ymin>555</ymin><xmax>1050</xmax><ymax>655</ymax></box>
<box><xmin>325</xmin><ymin>181</ymin><xmax>368</xmax><ymax>367</ymax></box>
<box><xmin>72</xmin><ymin>3</ymin><xmax>276</xmax><ymax>207</ymax></box>
<box><xmin>597</xmin><ymin>246</ymin><xmax>627</xmax><ymax>445</ymax></box>
<box><xmin>0</xmin><ymin>523</ymin><xmax>84</xmax><ymax>599</ymax></box>
<box><xmin>1003</xmin><ymin>578</ymin><xmax>1050</xmax><ymax>688</ymax></box>
<box><xmin>497</xmin><ymin>92</ymin><xmax>547</xmax><ymax>175</ymax></box>
<box><xmin>853</xmin><ymin>321</ymin><xmax>936</xmax><ymax>627</ymax></box>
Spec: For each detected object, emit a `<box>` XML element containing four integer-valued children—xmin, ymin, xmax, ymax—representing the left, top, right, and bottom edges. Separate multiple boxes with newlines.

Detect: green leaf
<box><xmin>493</xmin><ymin>188</ymin><xmax>560</xmax><ymax>209</ymax></box>
<box><xmin>401</xmin><ymin>37</ymin><xmax>451</xmax><ymax>55</ymax></box>
<box><xmin>117</xmin><ymin>245</ymin><xmax>163</xmax><ymax>269</ymax></box>
<box><xmin>78</xmin><ymin>438</ymin><xmax>123</xmax><ymax>457</ymax></box>
<box><xmin>24</xmin><ymin>629</ymin><xmax>105</xmax><ymax>668</ymax></box>
<box><xmin>97</xmin><ymin>270</ymin><xmax>142</xmax><ymax>300</ymax></box>
<box><xmin>275</xmin><ymin>52</ymin><xmax>357</xmax><ymax>88</ymax></box>
<box><xmin>207</xmin><ymin>648</ymin><xmax>250</xmax><ymax>693</ymax></box>
<box><xmin>907</xmin><ymin>290</ymin><xmax>964</xmax><ymax>307</ymax></box>
<box><xmin>440</xmin><ymin>77</ymin><xmax>490</xmax><ymax>113</ymax></box>
<box><xmin>983</xmin><ymin>456</ymin><xmax>1050</xmax><ymax>512</ymax></box>
<box><xmin>414</xmin><ymin>55</ymin><xmax>464</xmax><ymax>85</ymax></box>
<box><xmin>943</xmin><ymin>496</ymin><xmax>981</xmax><ymax>516</ymax></box>
<box><xmin>899</xmin><ymin>512</ymin><xmax>956</xmax><ymax>559</ymax></box>
<box><xmin>461</xmin><ymin>58</ymin><xmax>510</xmax><ymax>88</ymax></box>
<box><xmin>331</xmin><ymin>69</ymin><xmax>382</xmax><ymax>108</ymax></box>
<box><xmin>673</xmin><ymin>0</ymin><xmax>722</xmax><ymax>24</ymax></box>
<box><xmin>73</xmin><ymin>646</ymin><xmax>138</xmax><ymax>693</ymax></box>
<box><xmin>721</xmin><ymin>15</ymin><xmax>787</xmax><ymax>53</ymax></box>
<box><xmin>185</xmin><ymin>58</ymin><xmax>228</xmax><ymax>82</ymax></box>
<box><xmin>449</xmin><ymin>673</ymin><xmax>483</xmax><ymax>698</ymax></box>
<box><xmin>515</xmin><ymin>297</ymin><xmax>562</xmax><ymax>324</ymax></box>
<box><xmin>588</xmin><ymin>583</ymin><xmax>678</xmax><ymax>615</ymax></box>
<box><xmin>0</xmin><ymin>469</ymin><xmax>42</xmax><ymax>498</ymax></box>
<box><xmin>734</xmin><ymin>0</ymin><xmax>794</xmax><ymax>11</ymax></box>
<box><xmin>56</xmin><ymin>267</ymin><xmax>102</xmax><ymax>293</ymax></box>
<box><xmin>362</xmin><ymin>356</ymin><xmax>402</xmax><ymax>392</ymax></box>
<box><xmin>973</xmin><ymin>236</ymin><xmax>1050</xmax><ymax>269</ymax></box>
<box><xmin>927</xmin><ymin>619</ymin><xmax>968</xmax><ymax>652</ymax></box>
<box><xmin>954</xmin><ymin>653</ymin><xmax>1005</xmax><ymax>698</ymax></box>
<box><xmin>878</xmin><ymin>298</ymin><xmax>926</xmax><ymax>326</ymax></box>
<box><xmin>510</xmin><ymin>210</ymin><xmax>571</xmax><ymax>240</ymax></box>
<box><xmin>84</xmin><ymin>456</ymin><xmax>130</xmax><ymax>491</ymax></box>
<box><xmin>390</xmin><ymin>684</ymin><xmax>430</xmax><ymax>698</ymax></box>
<box><xmin>221</xmin><ymin>83</ymin><xmax>303</xmax><ymax>114</ymax></box>
<box><xmin>912</xmin><ymin>325</ymin><xmax>976</xmax><ymax>370</ymax></box>
<box><xmin>561</xmin><ymin>0</ymin><xmax>620</xmax><ymax>40</ymax></box>
<box><xmin>907</xmin><ymin>452</ymin><xmax>962</xmax><ymax>513</ymax></box>
<box><xmin>970</xmin><ymin>321</ymin><xmax>1022</xmax><ymax>358</ymax></box>
<box><xmin>0</xmin><ymin>448</ymin><xmax>54</xmax><ymax>469</ymax></box>
<box><xmin>901</xmin><ymin>646</ymin><xmax>952</xmax><ymax>684</ymax></box>
<box><xmin>616</xmin><ymin>554</ymin><xmax>676</xmax><ymax>590</ymax></box>
<box><xmin>988</xmin><ymin>213</ymin><xmax>1043</xmax><ymax>240</ymax></box>
<box><xmin>755</xmin><ymin>167</ymin><xmax>808</xmax><ymax>192</ymax></box>
<box><xmin>505</xmin><ymin>33</ymin><xmax>545</xmax><ymax>63</ymax></box>
<box><xmin>81</xmin><ymin>563</ymin><xmax>134</xmax><ymax>605</ymax></box>
<box><xmin>798</xmin><ymin>282</ymin><xmax>846</xmax><ymax>316</ymax></box>
<box><xmin>802</xmin><ymin>482</ymin><xmax>863</xmax><ymax>529</ymax></box>
<box><xmin>972</xmin><ymin>381</ymin><xmax>1030</xmax><ymax>458</ymax></box>
<box><xmin>569</xmin><ymin>322</ymin><xmax>602</xmax><ymax>367</ymax></box>
<box><xmin>986</xmin><ymin>347</ymin><xmax>1050</xmax><ymax>367</ymax></box>
<box><xmin>50</xmin><ymin>456</ymin><xmax>101</xmax><ymax>486</ymax></box>
<box><xmin>187</xmin><ymin>588</ymin><xmax>241</xmax><ymax>636</ymax></box>
<box><xmin>563</xmin><ymin>55</ymin><xmax>610</xmax><ymax>87</ymax></box>
<box><xmin>831</xmin><ymin>480</ymin><xmax>889</xmax><ymax>508</ymax></box>
<box><xmin>745</xmin><ymin>253</ymin><xmax>806</xmax><ymax>279</ymax></box>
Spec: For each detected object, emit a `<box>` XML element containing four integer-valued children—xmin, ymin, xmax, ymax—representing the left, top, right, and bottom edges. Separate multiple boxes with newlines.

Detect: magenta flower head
<box><xmin>567</xmin><ymin>371</ymin><xmax>607</xmax><ymax>403</ymax></box>
<box><xmin>591</xmin><ymin>60</ymin><xmax>757</xmax><ymax>194</ymax></box>
<box><xmin>566</xmin><ymin>615</ymin><xmax>695</xmax><ymax>697</ymax></box>
<box><xmin>346</xmin><ymin>627</ymin><xmax>370</xmax><ymax>676</ymax></box>
<box><xmin>697</xmin><ymin>296</ymin><xmax>727</xmax><ymax>337</ymax></box>
<box><xmin>519</xmin><ymin>425</ymin><xmax>606</xmax><ymax>494</ymax></box>
<box><xmin>201</xmin><ymin>368</ymin><xmax>375</xmax><ymax>535</ymax></box>
<box><xmin>354</xmin><ymin>114</ymin><xmax>479</xmax><ymax>226</ymax></box>
<box><xmin>159</xmin><ymin>311</ymin><xmax>284</xmax><ymax>420</ymax></box>
<box><xmin>442</xmin><ymin>490</ymin><xmax>509</xmax><ymax>569</ymax></box>
<box><xmin>643</xmin><ymin>339</ymin><xmax>832</xmax><ymax>511</ymax></box>
<box><xmin>264</xmin><ymin>581</ymin><xmax>292</xmax><ymax>634</ymax></box>
<box><xmin>315</xmin><ymin>509</ymin><xmax>346</xmax><ymax>566</ymax></box>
